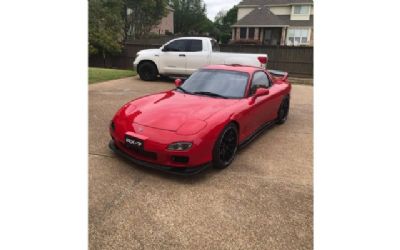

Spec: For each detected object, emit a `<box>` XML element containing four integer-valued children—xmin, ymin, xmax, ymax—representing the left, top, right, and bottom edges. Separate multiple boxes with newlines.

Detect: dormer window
<box><xmin>293</xmin><ymin>5</ymin><xmax>311</xmax><ymax>15</ymax></box>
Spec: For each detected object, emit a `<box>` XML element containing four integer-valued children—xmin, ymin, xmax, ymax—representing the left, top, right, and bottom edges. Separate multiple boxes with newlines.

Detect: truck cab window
<box><xmin>187</xmin><ymin>40</ymin><xmax>202</xmax><ymax>52</ymax></box>
<box><xmin>165</xmin><ymin>40</ymin><xmax>187</xmax><ymax>52</ymax></box>
<box><xmin>211</xmin><ymin>40</ymin><xmax>220</xmax><ymax>52</ymax></box>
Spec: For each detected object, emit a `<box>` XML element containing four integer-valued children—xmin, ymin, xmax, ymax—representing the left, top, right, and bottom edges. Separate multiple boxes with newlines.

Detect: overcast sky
<box><xmin>203</xmin><ymin>0</ymin><xmax>242</xmax><ymax>21</ymax></box>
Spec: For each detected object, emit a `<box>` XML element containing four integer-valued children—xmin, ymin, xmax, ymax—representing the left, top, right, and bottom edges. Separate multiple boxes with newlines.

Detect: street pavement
<box><xmin>89</xmin><ymin>76</ymin><xmax>313</xmax><ymax>250</ymax></box>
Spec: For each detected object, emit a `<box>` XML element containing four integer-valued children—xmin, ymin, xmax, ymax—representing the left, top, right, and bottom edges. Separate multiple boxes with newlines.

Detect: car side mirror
<box><xmin>249</xmin><ymin>88</ymin><xmax>269</xmax><ymax>105</ymax></box>
<box><xmin>175</xmin><ymin>78</ymin><xmax>182</xmax><ymax>87</ymax></box>
<box><xmin>254</xmin><ymin>88</ymin><xmax>269</xmax><ymax>97</ymax></box>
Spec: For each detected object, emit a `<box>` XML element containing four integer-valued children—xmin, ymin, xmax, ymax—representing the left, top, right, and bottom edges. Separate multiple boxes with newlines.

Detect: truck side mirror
<box><xmin>162</xmin><ymin>45</ymin><xmax>170</xmax><ymax>52</ymax></box>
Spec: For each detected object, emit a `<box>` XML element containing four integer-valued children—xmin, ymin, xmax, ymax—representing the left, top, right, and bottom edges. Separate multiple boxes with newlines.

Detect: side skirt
<box><xmin>238</xmin><ymin>120</ymin><xmax>276</xmax><ymax>150</ymax></box>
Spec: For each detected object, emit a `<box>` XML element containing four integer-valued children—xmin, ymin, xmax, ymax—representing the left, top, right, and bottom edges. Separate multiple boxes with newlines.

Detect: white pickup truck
<box><xmin>133</xmin><ymin>37</ymin><xmax>268</xmax><ymax>81</ymax></box>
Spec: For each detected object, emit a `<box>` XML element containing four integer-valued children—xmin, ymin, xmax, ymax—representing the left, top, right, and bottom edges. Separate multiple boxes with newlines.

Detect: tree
<box><xmin>214</xmin><ymin>10</ymin><xmax>227</xmax><ymax>24</ymax></box>
<box><xmin>89</xmin><ymin>0</ymin><xmax>125</xmax><ymax>60</ymax></box>
<box><xmin>213</xmin><ymin>5</ymin><xmax>238</xmax><ymax>44</ymax></box>
<box><xmin>125</xmin><ymin>0</ymin><xmax>169</xmax><ymax>39</ymax></box>
<box><xmin>171</xmin><ymin>0</ymin><xmax>212</xmax><ymax>35</ymax></box>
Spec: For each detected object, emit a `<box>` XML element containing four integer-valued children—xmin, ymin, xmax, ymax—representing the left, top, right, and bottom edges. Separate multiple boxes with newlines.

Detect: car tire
<box><xmin>138</xmin><ymin>61</ymin><xmax>158</xmax><ymax>81</ymax></box>
<box><xmin>212</xmin><ymin>123</ymin><xmax>238</xmax><ymax>169</ymax></box>
<box><xmin>276</xmin><ymin>96</ymin><xmax>290</xmax><ymax>125</ymax></box>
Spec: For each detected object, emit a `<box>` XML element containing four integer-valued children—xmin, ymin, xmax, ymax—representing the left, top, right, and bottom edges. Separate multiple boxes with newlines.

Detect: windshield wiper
<box><xmin>192</xmin><ymin>91</ymin><xmax>227</xmax><ymax>98</ymax></box>
<box><xmin>176</xmin><ymin>86</ymin><xmax>191</xmax><ymax>94</ymax></box>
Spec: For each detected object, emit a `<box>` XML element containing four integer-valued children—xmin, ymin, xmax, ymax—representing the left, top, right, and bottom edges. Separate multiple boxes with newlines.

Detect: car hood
<box><xmin>122</xmin><ymin>90</ymin><xmax>238</xmax><ymax>131</ymax></box>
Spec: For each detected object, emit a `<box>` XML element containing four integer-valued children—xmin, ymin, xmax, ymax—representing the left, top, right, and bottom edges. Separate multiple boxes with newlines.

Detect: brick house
<box><xmin>127</xmin><ymin>5</ymin><xmax>174</xmax><ymax>37</ymax></box>
<box><xmin>151</xmin><ymin>5</ymin><xmax>174</xmax><ymax>35</ymax></box>
<box><xmin>231</xmin><ymin>0</ymin><xmax>313</xmax><ymax>46</ymax></box>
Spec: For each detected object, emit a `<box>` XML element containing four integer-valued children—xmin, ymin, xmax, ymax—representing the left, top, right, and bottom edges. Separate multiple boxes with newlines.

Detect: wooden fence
<box><xmin>89</xmin><ymin>43</ymin><xmax>313</xmax><ymax>77</ymax></box>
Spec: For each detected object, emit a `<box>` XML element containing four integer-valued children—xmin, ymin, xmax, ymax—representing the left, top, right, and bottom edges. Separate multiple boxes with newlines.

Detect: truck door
<box><xmin>184</xmin><ymin>39</ymin><xmax>209</xmax><ymax>75</ymax></box>
<box><xmin>159</xmin><ymin>39</ymin><xmax>188</xmax><ymax>75</ymax></box>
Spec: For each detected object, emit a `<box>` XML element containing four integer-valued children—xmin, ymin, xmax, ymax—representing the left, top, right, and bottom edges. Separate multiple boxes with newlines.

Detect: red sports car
<box><xmin>109</xmin><ymin>64</ymin><xmax>291</xmax><ymax>175</ymax></box>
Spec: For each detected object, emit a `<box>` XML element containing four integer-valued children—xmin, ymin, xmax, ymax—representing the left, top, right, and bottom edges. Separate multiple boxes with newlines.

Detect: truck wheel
<box><xmin>138</xmin><ymin>62</ymin><xmax>158</xmax><ymax>81</ymax></box>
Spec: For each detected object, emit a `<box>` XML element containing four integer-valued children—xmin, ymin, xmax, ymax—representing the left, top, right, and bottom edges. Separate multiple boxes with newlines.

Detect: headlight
<box><xmin>167</xmin><ymin>142</ymin><xmax>192</xmax><ymax>151</ymax></box>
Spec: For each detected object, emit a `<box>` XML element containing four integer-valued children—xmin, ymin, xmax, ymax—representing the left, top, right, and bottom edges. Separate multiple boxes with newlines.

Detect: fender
<box><xmin>133</xmin><ymin>49</ymin><xmax>162</xmax><ymax>73</ymax></box>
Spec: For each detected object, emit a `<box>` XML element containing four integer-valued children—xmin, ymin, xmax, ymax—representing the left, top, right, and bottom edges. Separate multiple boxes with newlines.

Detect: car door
<box><xmin>159</xmin><ymin>39</ymin><xmax>188</xmax><ymax>75</ymax></box>
<box><xmin>262</xmin><ymin>71</ymin><xmax>284</xmax><ymax>121</ymax></box>
<box><xmin>185</xmin><ymin>39</ymin><xmax>209</xmax><ymax>75</ymax></box>
<box><xmin>247</xmin><ymin>71</ymin><xmax>279</xmax><ymax>128</ymax></box>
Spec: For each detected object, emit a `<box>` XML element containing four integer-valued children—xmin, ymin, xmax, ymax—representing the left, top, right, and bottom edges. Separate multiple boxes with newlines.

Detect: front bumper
<box><xmin>109</xmin><ymin>140</ymin><xmax>210</xmax><ymax>175</ymax></box>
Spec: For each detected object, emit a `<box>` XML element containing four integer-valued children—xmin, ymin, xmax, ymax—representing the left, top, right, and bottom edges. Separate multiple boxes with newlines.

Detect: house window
<box><xmin>293</xmin><ymin>5</ymin><xmax>310</xmax><ymax>15</ymax></box>
<box><xmin>287</xmin><ymin>28</ymin><xmax>309</xmax><ymax>46</ymax></box>
<box><xmin>248</xmin><ymin>28</ymin><xmax>255</xmax><ymax>39</ymax></box>
<box><xmin>240</xmin><ymin>28</ymin><xmax>247</xmax><ymax>39</ymax></box>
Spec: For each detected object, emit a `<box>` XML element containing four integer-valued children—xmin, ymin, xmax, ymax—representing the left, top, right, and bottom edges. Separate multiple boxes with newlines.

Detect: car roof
<box><xmin>202</xmin><ymin>64</ymin><xmax>264</xmax><ymax>74</ymax></box>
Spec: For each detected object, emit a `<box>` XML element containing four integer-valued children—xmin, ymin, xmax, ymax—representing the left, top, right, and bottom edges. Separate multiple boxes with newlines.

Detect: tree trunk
<box><xmin>102</xmin><ymin>50</ymin><xmax>106</xmax><ymax>68</ymax></box>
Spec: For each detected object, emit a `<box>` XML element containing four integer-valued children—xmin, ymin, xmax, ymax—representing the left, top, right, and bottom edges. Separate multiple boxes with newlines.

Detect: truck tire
<box><xmin>138</xmin><ymin>61</ymin><xmax>158</xmax><ymax>81</ymax></box>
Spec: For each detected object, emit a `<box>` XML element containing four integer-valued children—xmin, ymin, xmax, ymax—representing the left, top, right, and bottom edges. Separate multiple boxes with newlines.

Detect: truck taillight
<box><xmin>258</xmin><ymin>56</ymin><xmax>267</xmax><ymax>64</ymax></box>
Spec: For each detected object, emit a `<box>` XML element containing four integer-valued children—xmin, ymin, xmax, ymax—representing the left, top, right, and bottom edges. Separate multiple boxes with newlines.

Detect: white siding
<box><xmin>237</xmin><ymin>7</ymin><xmax>255</xmax><ymax>20</ymax></box>
<box><xmin>269</xmin><ymin>6</ymin><xmax>291</xmax><ymax>15</ymax></box>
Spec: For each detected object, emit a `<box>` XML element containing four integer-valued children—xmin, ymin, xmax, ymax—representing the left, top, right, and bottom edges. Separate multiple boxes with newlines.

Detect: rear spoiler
<box><xmin>268</xmin><ymin>69</ymin><xmax>288</xmax><ymax>81</ymax></box>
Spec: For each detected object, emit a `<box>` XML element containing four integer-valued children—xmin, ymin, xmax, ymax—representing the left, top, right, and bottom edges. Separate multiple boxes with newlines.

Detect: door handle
<box><xmin>179</xmin><ymin>54</ymin><xmax>186</xmax><ymax>57</ymax></box>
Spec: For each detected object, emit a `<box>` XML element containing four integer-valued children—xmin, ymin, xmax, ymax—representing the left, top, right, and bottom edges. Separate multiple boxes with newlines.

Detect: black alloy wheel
<box><xmin>213</xmin><ymin>123</ymin><xmax>238</xmax><ymax>169</ymax></box>
<box><xmin>138</xmin><ymin>62</ymin><xmax>158</xmax><ymax>81</ymax></box>
<box><xmin>276</xmin><ymin>96</ymin><xmax>290</xmax><ymax>124</ymax></box>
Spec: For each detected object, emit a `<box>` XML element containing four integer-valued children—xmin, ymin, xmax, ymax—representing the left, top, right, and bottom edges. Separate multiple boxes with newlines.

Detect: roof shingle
<box><xmin>238</xmin><ymin>0</ymin><xmax>313</xmax><ymax>6</ymax></box>
<box><xmin>232</xmin><ymin>5</ymin><xmax>313</xmax><ymax>27</ymax></box>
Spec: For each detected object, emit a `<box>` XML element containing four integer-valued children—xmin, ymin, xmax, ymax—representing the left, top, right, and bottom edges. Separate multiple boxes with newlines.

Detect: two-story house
<box><xmin>127</xmin><ymin>5</ymin><xmax>174</xmax><ymax>38</ymax></box>
<box><xmin>151</xmin><ymin>5</ymin><xmax>174</xmax><ymax>35</ymax></box>
<box><xmin>231</xmin><ymin>0</ymin><xmax>313</xmax><ymax>46</ymax></box>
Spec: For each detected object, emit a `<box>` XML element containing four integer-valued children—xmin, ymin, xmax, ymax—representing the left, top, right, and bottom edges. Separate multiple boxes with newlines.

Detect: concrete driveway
<box><xmin>89</xmin><ymin>76</ymin><xmax>313</xmax><ymax>250</ymax></box>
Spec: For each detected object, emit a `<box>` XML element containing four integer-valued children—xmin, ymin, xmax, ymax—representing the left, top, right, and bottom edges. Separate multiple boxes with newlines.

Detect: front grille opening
<box><xmin>131</xmin><ymin>147</ymin><xmax>157</xmax><ymax>160</ymax></box>
<box><xmin>172</xmin><ymin>156</ymin><xmax>189</xmax><ymax>164</ymax></box>
<box><xmin>120</xmin><ymin>142</ymin><xmax>157</xmax><ymax>160</ymax></box>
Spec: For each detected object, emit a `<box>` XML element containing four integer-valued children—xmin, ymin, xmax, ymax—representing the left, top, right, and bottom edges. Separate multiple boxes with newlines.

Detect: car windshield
<box><xmin>179</xmin><ymin>69</ymin><xmax>249</xmax><ymax>98</ymax></box>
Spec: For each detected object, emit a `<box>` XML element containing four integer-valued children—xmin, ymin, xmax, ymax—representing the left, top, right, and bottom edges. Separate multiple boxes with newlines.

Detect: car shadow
<box><xmin>135</xmin><ymin>75</ymin><xmax>187</xmax><ymax>84</ymax></box>
<box><xmin>112</xmin><ymin>154</ymin><xmax>219</xmax><ymax>184</ymax></box>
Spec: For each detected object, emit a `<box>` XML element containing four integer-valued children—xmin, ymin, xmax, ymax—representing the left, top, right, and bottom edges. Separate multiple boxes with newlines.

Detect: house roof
<box><xmin>238</xmin><ymin>0</ymin><xmax>313</xmax><ymax>6</ymax></box>
<box><xmin>232</xmin><ymin>5</ymin><xmax>313</xmax><ymax>27</ymax></box>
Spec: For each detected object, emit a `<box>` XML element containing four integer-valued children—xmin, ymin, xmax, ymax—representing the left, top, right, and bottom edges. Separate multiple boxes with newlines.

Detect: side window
<box><xmin>249</xmin><ymin>71</ymin><xmax>271</xmax><ymax>96</ymax></box>
<box><xmin>166</xmin><ymin>40</ymin><xmax>187</xmax><ymax>52</ymax></box>
<box><xmin>187</xmin><ymin>40</ymin><xmax>203</xmax><ymax>52</ymax></box>
<box><xmin>211</xmin><ymin>40</ymin><xmax>220</xmax><ymax>52</ymax></box>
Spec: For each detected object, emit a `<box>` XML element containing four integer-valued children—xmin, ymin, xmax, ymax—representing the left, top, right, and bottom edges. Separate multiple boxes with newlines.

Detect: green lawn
<box><xmin>89</xmin><ymin>67</ymin><xmax>137</xmax><ymax>84</ymax></box>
